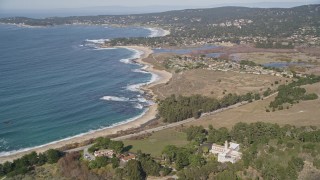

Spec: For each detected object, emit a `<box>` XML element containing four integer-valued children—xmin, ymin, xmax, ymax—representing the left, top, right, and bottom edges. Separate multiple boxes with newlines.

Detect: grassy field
<box><xmin>184</xmin><ymin>82</ymin><xmax>320</xmax><ymax>129</ymax></box>
<box><xmin>123</xmin><ymin>128</ymin><xmax>188</xmax><ymax>157</ymax></box>
<box><xmin>232</xmin><ymin>52</ymin><xmax>320</xmax><ymax>64</ymax></box>
<box><xmin>151</xmin><ymin>69</ymin><xmax>287</xmax><ymax>99</ymax></box>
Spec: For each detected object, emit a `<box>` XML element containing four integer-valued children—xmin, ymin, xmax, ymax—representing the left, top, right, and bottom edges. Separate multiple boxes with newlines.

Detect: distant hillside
<box><xmin>1</xmin><ymin>5</ymin><xmax>319</xmax><ymax>46</ymax></box>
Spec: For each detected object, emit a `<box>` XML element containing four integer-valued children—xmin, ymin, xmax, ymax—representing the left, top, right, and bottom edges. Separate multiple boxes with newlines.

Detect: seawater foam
<box><xmin>85</xmin><ymin>39</ymin><xmax>110</xmax><ymax>44</ymax></box>
<box><xmin>134</xmin><ymin>103</ymin><xmax>144</xmax><ymax>109</ymax></box>
<box><xmin>100</xmin><ymin>96</ymin><xmax>130</xmax><ymax>102</ymax></box>
<box><xmin>100</xmin><ymin>96</ymin><xmax>152</xmax><ymax>106</ymax></box>
<box><xmin>132</xmin><ymin>69</ymin><xmax>149</xmax><ymax>74</ymax></box>
<box><xmin>83</xmin><ymin>39</ymin><xmax>114</xmax><ymax>50</ymax></box>
<box><xmin>93</xmin><ymin>47</ymin><xmax>116</xmax><ymax>51</ymax></box>
<box><xmin>119</xmin><ymin>58</ymin><xmax>133</xmax><ymax>64</ymax></box>
<box><xmin>119</xmin><ymin>47</ymin><xmax>160</xmax><ymax>93</ymax></box>
<box><xmin>126</xmin><ymin>83</ymin><xmax>145</xmax><ymax>93</ymax></box>
<box><xmin>145</xmin><ymin>27</ymin><xmax>169</xmax><ymax>37</ymax></box>
<box><xmin>0</xmin><ymin>138</ymin><xmax>8</xmax><ymax>151</ymax></box>
<box><xmin>119</xmin><ymin>48</ymin><xmax>144</xmax><ymax>64</ymax></box>
<box><xmin>126</xmin><ymin>68</ymin><xmax>159</xmax><ymax>93</ymax></box>
<box><xmin>137</xmin><ymin>97</ymin><xmax>147</xmax><ymax>103</ymax></box>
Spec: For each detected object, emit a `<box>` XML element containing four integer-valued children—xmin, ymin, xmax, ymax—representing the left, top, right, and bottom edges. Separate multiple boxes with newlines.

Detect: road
<box><xmin>83</xmin><ymin>146</ymin><xmax>95</xmax><ymax>161</ymax></box>
<box><xmin>66</xmin><ymin>92</ymin><xmax>278</xmax><ymax>153</ymax></box>
<box><xmin>66</xmin><ymin>101</ymin><xmax>251</xmax><ymax>153</ymax></box>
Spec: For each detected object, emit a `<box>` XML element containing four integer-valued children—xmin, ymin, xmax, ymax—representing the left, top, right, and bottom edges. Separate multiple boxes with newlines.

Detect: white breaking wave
<box><xmin>126</xmin><ymin>70</ymin><xmax>159</xmax><ymax>93</ymax></box>
<box><xmin>126</xmin><ymin>48</ymin><xmax>145</xmax><ymax>59</ymax></box>
<box><xmin>126</xmin><ymin>83</ymin><xmax>145</xmax><ymax>93</ymax></box>
<box><xmin>132</xmin><ymin>69</ymin><xmax>149</xmax><ymax>74</ymax></box>
<box><xmin>150</xmin><ymin>73</ymin><xmax>160</xmax><ymax>84</ymax></box>
<box><xmin>145</xmin><ymin>27</ymin><xmax>170</xmax><ymax>37</ymax></box>
<box><xmin>119</xmin><ymin>48</ymin><xmax>144</xmax><ymax>64</ymax></box>
<box><xmin>119</xmin><ymin>58</ymin><xmax>133</xmax><ymax>64</ymax></box>
<box><xmin>137</xmin><ymin>97</ymin><xmax>147</xmax><ymax>103</ymax></box>
<box><xmin>85</xmin><ymin>39</ymin><xmax>110</xmax><ymax>44</ymax></box>
<box><xmin>134</xmin><ymin>103</ymin><xmax>144</xmax><ymax>109</ymax></box>
<box><xmin>100</xmin><ymin>96</ymin><xmax>130</xmax><ymax>102</ymax></box>
<box><xmin>93</xmin><ymin>47</ymin><xmax>116</xmax><ymax>51</ymax></box>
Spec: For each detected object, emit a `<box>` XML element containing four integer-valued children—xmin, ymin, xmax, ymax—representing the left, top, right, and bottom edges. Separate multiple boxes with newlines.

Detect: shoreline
<box><xmin>0</xmin><ymin>46</ymin><xmax>172</xmax><ymax>163</ymax></box>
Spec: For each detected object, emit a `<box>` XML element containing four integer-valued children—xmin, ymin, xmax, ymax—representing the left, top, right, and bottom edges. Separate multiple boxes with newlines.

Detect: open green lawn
<box><xmin>123</xmin><ymin>128</ymin><xmax>188</xmax><ymax>157</ymax></box>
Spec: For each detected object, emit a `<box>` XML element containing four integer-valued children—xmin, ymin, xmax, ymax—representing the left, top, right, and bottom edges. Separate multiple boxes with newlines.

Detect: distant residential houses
<box><xmin>166</xmin><ymin>56</ymin><xmax>294</xmax><ymax>78</ymax></box>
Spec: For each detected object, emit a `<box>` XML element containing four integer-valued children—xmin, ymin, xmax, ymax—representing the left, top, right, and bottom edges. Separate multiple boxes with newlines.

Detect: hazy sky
<box><xmin>0</xmin><ymin>0</ymin><xmax>310</xmax><ymax>9</ymax></box>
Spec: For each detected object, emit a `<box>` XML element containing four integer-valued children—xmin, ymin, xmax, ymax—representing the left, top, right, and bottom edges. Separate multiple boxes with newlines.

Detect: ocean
<box><xmin>0</xmin><ymin>24</ymin><xmax>160</xmax><ymax>156</ymax></box>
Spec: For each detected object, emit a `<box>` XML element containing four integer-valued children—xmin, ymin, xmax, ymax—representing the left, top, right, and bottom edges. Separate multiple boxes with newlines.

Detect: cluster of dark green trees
<box><xmin>88</xmin><ymin>156</ymin><xmax>120</xmax><ymax>169</ymax></box>
<box><xmin>269</xmin><ymin>75</ymin><xmax>320</xmax><ymax>110</ymax></box>
<box><xmin>183</xmin><ymin>123</ymin><xmax>287</xmax><ymax>147</ymax></box>
<box><xmin>158</xmin><ymin>93</ymin><xmax>260</xmax><ymax>123</ymax></box>
<box><xmin>86</xmin><ymin>137</ymin><xmax>125</xmax><ymax>169</ymax></box>
<box><xmin>162</xmin><ymin>144</ymin><xmax>206</xmax><ymax>171</ymax></box>
<box><xmin>0</xmin><ymin>149</ymin><xmax>62</xmax><ymax>177</ymax></box>
<box><xmin>115</xmin><ymin>152</ymin><xmax>171</xmax><ymax>180</ymax></box>
<box><xmin>87</xmin><ymin>137</ymin><xmax>172</xmax><ymax>179</ymax></box>
<box><xmin>88</xmin><ymin>137</ymin><xmax>124</xmax><ymax>154</ymax></box>
<box><xmin>171</xmin><ymin>122</ymin><xmax>320</xmax><ymax>179</ymax></box>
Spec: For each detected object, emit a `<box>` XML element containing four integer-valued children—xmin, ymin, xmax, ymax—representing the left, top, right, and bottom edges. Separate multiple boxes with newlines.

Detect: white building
<box><xmin>94</xmin><ymin>149</ymin><xmax>115</xmax><ymax>158</ymax></box>
<box><xmin>210</xmin><ymin>141</ymin><xmax>242</xmax><ymax>163</ymax></box>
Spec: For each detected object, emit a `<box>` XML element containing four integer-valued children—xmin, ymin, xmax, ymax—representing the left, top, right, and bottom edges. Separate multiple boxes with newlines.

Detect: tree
<box><xmin>208</xmin><ymin>127</ymin><xmax>230</xmax><ymax>144</ymax></box>
<box><xmin>25</xmin><ymin>151</ymin><xmax>38</xmax><ymax>165</ymax></box>
<box><xmin>125</xmin><ymin>160</ymin><xmax>146</xmax><ymax>180</ymax></box>
<box><xmin>139</xmin><ymin>153</ymin><xmax>162</xmax><ymax>176</ymax></box>
<box><xmin>189</xmin><ymin>154</ymin><xmax>206</xmax><ymax>167</ymax></box>
<box><xmin>109</xmin><ymin>141</ymin><xmax>124</xmax><ymax>153</ymax></box>
<box><xmin>45</xmin><ymin>149</ymin><xmax>62</xmax><ymax>164</ymax></box>
<box><xmin>2</xmin><ymin>162</ymin><xmax>12</xmax><ymax>175</ymax></box>
<box><xmin>160</xmin><ymin>166</ymin><xmax>172</xmax><ymax>176</ymax></box>
<box><xmin>0</xmin><ymin>164</ymin><xmax>3</xmax><ymax>177</ymax></box>
<box><xmin>37</xmin><ymin>153</ymin><xmax>47</xmax><ymax>166</ymax></box>
<box><xmin>111</xmin><ymin>157</ymin><xmax>120</xmax><ymax>168</ymax></box>
<box><xmin>162</xmin><ymin>145</ymin><xmax>178</xmax><ymax>163</ymax></box>
<box><xmin>215</xmin><ymin>170</ymin><xmax>239</xmax><ymax>180</ymax></box>
<box><xmin>175</xmin><ymin>150</ymin><xmax>190</xmax><ymax>170</ymax></box>
<box><xmin>89</xmin><ymin>156</ymin><xmax>108</xmax><ymax>169</ymax></box>
<box><xmin>185</xmin><ymin>126</ymin><xmax>206</xmax><ymax>144</ymax></box>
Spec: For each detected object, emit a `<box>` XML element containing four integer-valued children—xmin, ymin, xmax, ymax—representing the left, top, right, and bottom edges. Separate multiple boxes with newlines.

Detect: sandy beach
<box><xmin>0</xmin><ymin>46</ymin><xmax>172</xmax><ymax>163</ymax></box>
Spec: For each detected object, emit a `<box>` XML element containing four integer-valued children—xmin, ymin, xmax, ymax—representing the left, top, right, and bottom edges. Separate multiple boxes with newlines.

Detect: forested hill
<box><xmin>1</xmin><ymin>5</ymin><xmax>319</xmax><ymax>44</ymax></box>
<box><xmin>1</xmin><ymin>5</ymin><xmax>319</xmax><ymax>28</ymax></box>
